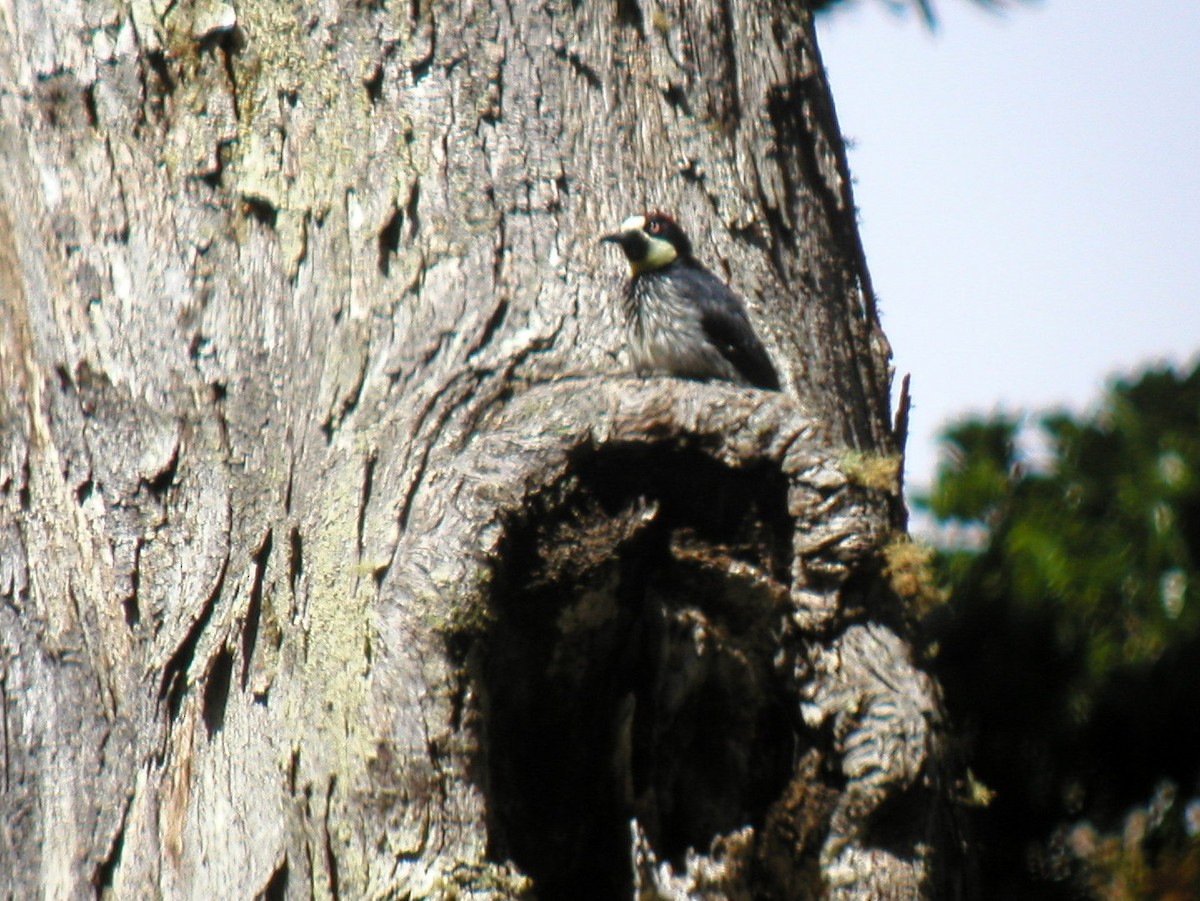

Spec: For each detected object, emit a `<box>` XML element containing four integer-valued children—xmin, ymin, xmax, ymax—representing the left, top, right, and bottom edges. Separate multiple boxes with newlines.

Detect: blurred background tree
<box><xmin>920</xmin><ymin>362</ymin><xmax>1200</xmax><ymax>898</ymax></box>
<box><xmin>808</xmin><ymin>0</ymin><xmax>1019</xmax><ymax>29</ymax></box>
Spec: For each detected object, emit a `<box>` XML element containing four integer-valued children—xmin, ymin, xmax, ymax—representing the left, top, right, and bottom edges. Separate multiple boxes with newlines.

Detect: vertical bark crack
<box><xmin>323</xmin><ymin>776</ymin><xmax>341</xmax><ymax>900</ymax></box>
<box><xmin>0</xmin><ymin>672</ymin><xmax>9</xmax><ymax>792</ymax></box>
<box><xmin>241</xmin><ymin>528</ymin><xmax>273</xmax><ymax>690</ymax></box>
<box><xmin>356</xmin><ymin>454</ymin><xmax>376</xmax><ymax>556</ymax></box>
<box><xmin>91</xmin><ymin>792</ymin><xmax>132</xmax><ymax>895</ymax></box>
<box><xmin>201</xmin><ymin>647</ymin><xmax>234</xmax><ymax>737</ymax></box>
<box><xmin>256</xmin><ymin>856</ymin><xmax>288</xmax><ymax>901</ymax></box>
<box><xmin>160</xmin><ymin>553</ymin><xmax>229</xmax><ymax>722</ymax></box>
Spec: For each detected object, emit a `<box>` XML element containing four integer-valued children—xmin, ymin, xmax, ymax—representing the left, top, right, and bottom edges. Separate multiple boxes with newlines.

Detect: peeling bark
<box><xmin>0</xmin><ymin>0</ymin><xmax>966</xmax><ymax>898</ymax></box>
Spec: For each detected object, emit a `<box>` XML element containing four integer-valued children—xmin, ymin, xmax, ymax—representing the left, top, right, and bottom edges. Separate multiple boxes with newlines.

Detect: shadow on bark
<box><xmin>470</xmin><ymin>441</ymin><xmax>802</xmax><ymax>899</ymax></box>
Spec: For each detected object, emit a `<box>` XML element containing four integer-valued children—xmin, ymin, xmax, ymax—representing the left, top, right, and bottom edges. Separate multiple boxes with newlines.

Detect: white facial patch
<box><xmin>613</xmin><ymin>214</ymin><xmax>677</xmax><ymax>275</ymax></box>
<box><xmin>638</xmin><ymin>234</ymin><xmax>677</xmax><ymax>272</ymax></box>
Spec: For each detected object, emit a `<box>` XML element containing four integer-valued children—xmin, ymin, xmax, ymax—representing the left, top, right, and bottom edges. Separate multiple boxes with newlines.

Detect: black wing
<box><xmin>679</xmin><ymin>264</ymin><xmax>781</xmax><ymax>390</ymax></box>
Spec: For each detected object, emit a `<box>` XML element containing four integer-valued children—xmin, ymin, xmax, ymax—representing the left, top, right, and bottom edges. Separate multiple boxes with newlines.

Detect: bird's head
<box><xmin>601</xmin><ymin>212</ymin><xmax>693</xmax><ymax>276</ymax></box>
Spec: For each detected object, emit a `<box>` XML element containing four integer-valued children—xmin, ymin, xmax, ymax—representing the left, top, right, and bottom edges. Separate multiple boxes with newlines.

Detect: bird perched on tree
<box><xmin>601</xmin><ymin>213</ymin><xmax>781</xmax><ymax>390</ymax></box>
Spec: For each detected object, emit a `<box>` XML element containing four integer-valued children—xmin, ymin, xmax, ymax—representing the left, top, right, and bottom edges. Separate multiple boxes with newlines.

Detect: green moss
<box><xmin>443</xmin><ymin>591</ymin><xmax>494</xmax><ymax>639</ymax></box>
<box><xmin>961</xmin><ymin>768</ymin><xmax>996</xmax><ymax>808</ymax></box>
<box><xmin>838</xmin><ymin>449</ymin><xmax>902</xmax><ymax>493</ymax></box>
<box><xmin>881</xmin><ymin>534</ymin><xmax>948</xmax><ymax>617</ymax></box>
<box><xmin>415</xmin><ymin>861</ymin><xmax>532</xmax><ymax>900</ymax></box>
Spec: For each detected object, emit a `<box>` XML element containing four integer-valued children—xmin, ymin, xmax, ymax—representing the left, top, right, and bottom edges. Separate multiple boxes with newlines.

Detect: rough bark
<box><xmin>0</xmin><ymin>0</ymin><xmax>962</xmax><ymax>898</ymax></box>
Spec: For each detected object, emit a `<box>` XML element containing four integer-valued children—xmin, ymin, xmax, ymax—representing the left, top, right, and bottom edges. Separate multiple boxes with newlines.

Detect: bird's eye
<box><xmin>646</xmin><ymin>219</ymin><xmax>662</xmax><ymax>234</ymax></box>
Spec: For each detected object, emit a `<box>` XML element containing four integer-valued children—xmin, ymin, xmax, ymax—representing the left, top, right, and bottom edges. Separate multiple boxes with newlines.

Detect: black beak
<box><xmin>600</xmin><ymin>232</ymin><xmax>623</xmax><ymax>245</ymax></box>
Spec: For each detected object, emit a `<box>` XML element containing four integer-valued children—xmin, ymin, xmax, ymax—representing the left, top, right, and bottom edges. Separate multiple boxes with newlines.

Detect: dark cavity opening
<box><xmin>243</xmin><ymin>196</ymin><xmax>278</xmax><ymax>230</ymax></box>
<box><xmin>474</xmin><ymin>441</ymin><xmax>796</xmax><ymax>899</ymax></box>
<box><xmin>202</xmin><ymin>647</ymin><xmax>235</xmax><ymax>737</ymax></box>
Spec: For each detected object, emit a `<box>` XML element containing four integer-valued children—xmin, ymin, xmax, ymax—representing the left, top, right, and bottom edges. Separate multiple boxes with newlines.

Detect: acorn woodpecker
<box><xmin>601</xmin><ymin>213</ymin><xmax>781</xmax><ymax>390</ymax></box>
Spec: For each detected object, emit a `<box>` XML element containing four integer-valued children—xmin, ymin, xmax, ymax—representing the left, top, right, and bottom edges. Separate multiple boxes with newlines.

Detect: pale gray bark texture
<box><xmin>0</xmin><ymin>0</ymin><xmax>965</xmax><ymax>898</ymax></box>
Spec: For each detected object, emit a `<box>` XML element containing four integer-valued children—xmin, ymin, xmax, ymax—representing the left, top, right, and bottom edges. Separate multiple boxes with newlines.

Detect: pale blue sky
<box><xmin>816</xmin><ymin>0</ymin><xmax>1200</xmax><ymax>493</ymax></box>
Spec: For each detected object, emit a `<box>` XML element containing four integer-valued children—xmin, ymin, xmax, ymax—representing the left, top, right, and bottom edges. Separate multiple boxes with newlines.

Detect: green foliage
<box><xmin>925</xmin><ymin>415</ymin><xmax>1019</xmax><ymax>523</ymax></box>
<box><xmin>919</xmin><ymin>362</ymin><xmax>1200</xmax><ymax>898</ymax></box>
<box><xmin>809</xmin><ymin>0</ymin><xmax>1020</xmax><ymax>30</ymax></box>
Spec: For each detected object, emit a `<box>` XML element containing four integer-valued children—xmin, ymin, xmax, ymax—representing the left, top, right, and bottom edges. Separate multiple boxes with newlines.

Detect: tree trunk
<box><xmin>0</xmin><ymin>0</ymin><xmax>964</xmax><ymax>898</ymax></box>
